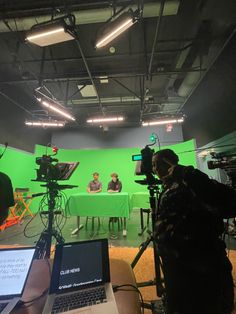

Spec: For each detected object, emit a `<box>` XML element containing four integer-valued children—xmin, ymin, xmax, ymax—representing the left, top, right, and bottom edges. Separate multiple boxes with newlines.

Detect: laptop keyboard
<box><xmin>0</xmin><ymin>303</ymin><xmax>8</xmax><ymax>313</ymax></box>
<box><xmin>52</xmin><ymin>286</ymin><xmax>107</xmax><ymax>313</ymax></box>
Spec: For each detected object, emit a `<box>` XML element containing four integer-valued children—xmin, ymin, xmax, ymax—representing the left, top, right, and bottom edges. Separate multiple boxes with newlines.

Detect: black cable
<box><xmin>18</xmin><ymin>288</ymin><xmax>49</xmax><ymax>307</ymax></box>
<box><xmin>23</xmin><ymin>212</ymin><xmax>42</xmax><ymax>238</ymax></box>
<box><xmin>113</xmin><ymin>284</ymin><xmax>144</xmax><ymax>314</ymax></box>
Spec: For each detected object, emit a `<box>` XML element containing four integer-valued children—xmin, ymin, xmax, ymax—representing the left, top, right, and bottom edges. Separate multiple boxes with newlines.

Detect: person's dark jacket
<box><xmin>0</xmin><ymin>171</ymin><xmax>14</xmax><ymax>225</ymax></box>
<box><xmin>155</xmin><ymin>165</ymin><xmax>236</xmax><ymax>256</ymax></box>
<box><xmin>154</xmin><ymin>165</ymin><xmax>236</xmax><ymax>314</ymax></box>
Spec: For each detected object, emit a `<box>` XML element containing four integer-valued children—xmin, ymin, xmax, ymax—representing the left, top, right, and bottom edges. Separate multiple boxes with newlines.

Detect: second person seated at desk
<box><xmin>107</xmin><ymin>173</ymin><xmax>122</xmax><ymax>230</ymax></box>
<box><xmin>87</xmin><ymin>172</ymin><xmax>102</xmax><ymax>194</ymax></box>
<box><xmin>107</xmin><ymin>173</ymin><xmax>122</xmax><ymax>193</ymax></box>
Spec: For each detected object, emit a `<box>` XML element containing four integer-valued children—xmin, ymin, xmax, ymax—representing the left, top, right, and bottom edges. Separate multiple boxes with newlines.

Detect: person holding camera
<box><xmin>0</xmin><ymin>171</ymin><xmax>14</xmax><ymax>225</ymax></box>
<box><xmin>152</xmin><ymin>149</ymin><xmax>236</xmax><ymax>314</ymax></box>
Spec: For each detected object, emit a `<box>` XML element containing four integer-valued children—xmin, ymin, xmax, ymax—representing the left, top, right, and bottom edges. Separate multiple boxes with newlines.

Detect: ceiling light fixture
<box><xmin>95</xmin><ymin>10</ymin><xmax>138</xmax><ymax>48</ymax></box>
<box><xmin>142</xmin><ymin>117</ymin><xmax>184</xmax><ymax>127</ymax></box>
<box><xmin>41</xmin><ymin>100</ymin><xmax>76</xmax><ymax>121</ymax></box>
<box><xmin>25</xmin><ymin>121</ymin><xmax>65</xmax><ymax>127</ymax></box>
<box><xmin>26</xmin><ymin>15</ymin><xmax>75</xmax><ymax>47</ymax></box>
<box><xmin>87</xmin><ymin>117</ymin><xmax>124</xmax><ymax>123</ymax></box>
<box><xmin>36</xmin><ymin>97</ymin><xmax>76</xmax><ymax>121</ymax></box>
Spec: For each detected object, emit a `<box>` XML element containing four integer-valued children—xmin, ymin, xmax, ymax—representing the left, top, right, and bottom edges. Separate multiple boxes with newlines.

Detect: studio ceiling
<box><xmin>0</xmin><ymin>0</ymin><xmax>235</xmax><ymax>129</ymax></box>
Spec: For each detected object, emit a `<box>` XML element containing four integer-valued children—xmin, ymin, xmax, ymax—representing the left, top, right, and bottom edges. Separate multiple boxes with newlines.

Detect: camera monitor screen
<box><xmin>56</xmin><ymin>162</ymin><xmax>79</xmax><ymax>180</ymax></box>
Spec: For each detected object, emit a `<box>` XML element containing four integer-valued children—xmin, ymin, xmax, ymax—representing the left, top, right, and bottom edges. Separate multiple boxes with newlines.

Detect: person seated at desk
<box><xmin>87</xmin><ymin>172</ymin><xmax>102</xmax><ymax>193</ymax></box>
<box><xmin>107</xmin><ymin>173</ymin><xmax>122</xmax><ymax>193</ymax></box>
<box><xmin>0</xmin><ymin>171</ymin><xmax>14</xmax><ymax>225</ymax></box>
<box><xmin>108</xmin><ymin>173</ymin><xmax>122</xmax><ymax>230</ymax></box>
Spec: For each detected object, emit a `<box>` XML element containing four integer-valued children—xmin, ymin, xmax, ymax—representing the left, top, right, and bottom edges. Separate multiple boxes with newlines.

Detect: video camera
<box><xmin>34</xmin><ymin>154</ymin><xmax>79</xmax><ymax>182</ymax></box>
<box><xmin>207</xmin><ymin>152</ymin><xmax>236</xmax><ymax>188</ymax></box>
<box><xmin>207</xmin><ymin>155</ymin><xmax>236</xmax><ymax>170</ymax></box>
<box><xmin>132</xmin><ymin>145</ymin><xmax>161</xmax><ymax>186</ymax></box>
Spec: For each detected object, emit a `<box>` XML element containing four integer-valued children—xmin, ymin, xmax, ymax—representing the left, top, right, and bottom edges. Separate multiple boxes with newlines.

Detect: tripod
<box><xmin>34</xmin><ymin>181</ymin><xmax>65</xmax><ymax>259</ymax></box>
<box><xmin>131</xmin><ymin>185</ymin><xmax>166</xmax><ymax>314</ymax></box>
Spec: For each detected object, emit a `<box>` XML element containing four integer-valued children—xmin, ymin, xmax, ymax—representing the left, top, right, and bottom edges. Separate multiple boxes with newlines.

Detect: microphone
<box><xmin>0</xmin><ymin>142</ymin><xmax>8</xmax><ymax>159</ymax></box>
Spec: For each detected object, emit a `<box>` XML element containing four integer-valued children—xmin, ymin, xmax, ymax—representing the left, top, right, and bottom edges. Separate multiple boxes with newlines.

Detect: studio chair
<box><xmin>11</xmin><ymin>188</ymin><xmax>34</xmax><ymax>222</ymax></box>
<box><xmin>85</xmin><ymin>216</ymin><xmax>101</xmax><ymax>235</ymax></box>
<box><xmin>108</xmin><ymin>217</ymin><xmax>123</xmax><ymax>239</ymax></box>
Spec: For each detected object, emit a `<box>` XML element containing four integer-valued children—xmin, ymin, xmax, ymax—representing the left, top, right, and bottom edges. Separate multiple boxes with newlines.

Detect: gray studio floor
<box><xmin>0</xmin><ymin>208</ymin><xmax>152</xmax><ymax>248</ymax></box>
<box><xmin>1</xmin><ymin>208</ymin><xmax>236</xmax><ymax>251</ymax></box>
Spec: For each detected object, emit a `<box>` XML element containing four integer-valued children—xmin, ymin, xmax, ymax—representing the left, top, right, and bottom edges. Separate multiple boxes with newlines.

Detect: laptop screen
<box><xmin>0</xmin><ymin>247</ymin><xmax>35</xmax><ymax>297</ymax></box>
<box><xmin>50</xmin><ymin>239</ymin><xmax>110</xmax><ymax>294</ymax></box>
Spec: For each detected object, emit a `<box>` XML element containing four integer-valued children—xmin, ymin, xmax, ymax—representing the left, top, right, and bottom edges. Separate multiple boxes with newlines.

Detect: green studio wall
<box><xmin>0</xmin><ymin>139</ymin><xmax>197</xmax><ymax>214</ymax></box>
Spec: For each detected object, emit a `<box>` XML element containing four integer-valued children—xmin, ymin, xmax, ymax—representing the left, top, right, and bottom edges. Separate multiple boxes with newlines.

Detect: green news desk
<box><xmin>67</xmin><ymin>192</ymin><xmax>130</xmax><ymax>236</ymax></box>
<box><xmin>130</xmin><ymin>191</ymin><xmax>150</xmax><ymax>209</ymax></box>
<box><xmin>130</xmin><ymin>192</ymin><xmax>151</xmax><ymax>235</ymax></box>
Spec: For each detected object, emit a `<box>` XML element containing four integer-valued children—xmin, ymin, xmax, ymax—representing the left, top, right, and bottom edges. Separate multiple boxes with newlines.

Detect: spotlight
<box><xmin>26</xmin><ymin>15</ymin><xmax>75</xmax><ymax>47</ymax></box>
<box><xmin>142</xmin><ymin>117</ymin><xmax>184</xmax><ymax>127</ymax></box>
<box><xmin>95</xmin><ymin>9</ymin><xmax>138</xmax><ymax>48</ymax></box>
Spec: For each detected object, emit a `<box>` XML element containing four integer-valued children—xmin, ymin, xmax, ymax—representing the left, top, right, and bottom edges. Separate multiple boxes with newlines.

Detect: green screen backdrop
<box><xmin>0</xmin><ymin>139</ymin><xmax>196</xmax><ymax>213</ymax></box>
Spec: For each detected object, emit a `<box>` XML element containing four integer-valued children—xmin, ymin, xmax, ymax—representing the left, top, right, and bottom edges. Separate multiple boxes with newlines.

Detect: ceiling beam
<box><xmin>0</xmin><ymin>1</ymin><xmax>180</xmax><ymax>31</ymax></box>
<box><xmin>0</xmin><ymin>68</ymin><xmax>206</xmax><ymax>85</ymax></box>
<box><xmin>112</xmin><ymin>78</ymin><xmax>141</xmax><ymax>100</ymax></box>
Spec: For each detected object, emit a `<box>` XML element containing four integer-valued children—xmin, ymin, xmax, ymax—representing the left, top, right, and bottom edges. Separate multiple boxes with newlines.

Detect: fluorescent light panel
<box><xmin>26</xmin><ymin>23</ymin><xmax>74</xmax><ymax>47</ymax></box>
<box><xmin>142</xmin><ymin>117</ymin><xmax>184</xmax><ymax>126</ymax></box>
<box><xmin>25</xmin><ymin>121</ymin><xmax>65</xmax><ymax>127</ymax></box>
<box><xmin>87</xmin><ymin>117</ymin><xmax>124</xmax><ymax>123</ymax></box>
<box><xmin>96</xmin><ymin>18</ymin><xmax>134</xmax><ymax>48</ymax></box>
<box><xmin>37</xmin><ymin>98</ymin><xmax>76</xmax><ymax>121</ymax></box>
<box><xmin>95</xmin><ymin>10</ymin><xmax>137</xmax><ymax>48</ymax></box>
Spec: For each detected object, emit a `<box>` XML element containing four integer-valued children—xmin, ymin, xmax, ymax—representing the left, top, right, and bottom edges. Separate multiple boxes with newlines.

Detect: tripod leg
<box><xmin>131</xmin><ymin>235</ymin><xmax>152</xmax><ymax>268</ymax></box>
<box><xmin>53</xmin><ymin>229</ymin><xmax>65</xmax><ymax>245</ymax></box>
<box><xmin>138</xmin><ymin>208</ymin><xmax>147</xmax><ymax>236</ymax></box>
<box><xmin>35</xmin><ymin>231</ymin><xmax>48</xmax><ymax>259</ymax></box>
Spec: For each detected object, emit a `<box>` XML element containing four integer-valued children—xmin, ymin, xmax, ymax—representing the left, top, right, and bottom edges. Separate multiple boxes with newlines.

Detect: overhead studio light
<box><xmin>87</xmin><ymin>117</ymin><xmax>124</xmax><ymax>123</ymax></box>
<box><xmin>95</xmin><ymin>9</ymin><xmax>138</xmax><ymax>48</ymax></box>
<box><xmin>36</xmin><ymin>97</ymin><xmax>76</xmax><ymax>121</ymax></box>
<box><xmin>26</xmin><ymin>15</ymin><xmax>75</xmax><ymax>47</ymax></box>
<box><xmin>142</xmin><ymin>117</ymin><xmax>184</xmax><ymax>127</ymax></box>
<box><xmin>25</xmin><ymin>121</ymin><xmax>65</xmax><ymax>127</ymax></box>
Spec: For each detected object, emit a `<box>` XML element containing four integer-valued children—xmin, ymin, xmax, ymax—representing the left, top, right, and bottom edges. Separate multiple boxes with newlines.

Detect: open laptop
<box><xmin>43</xmin><ymin>239</ymin><xmax>119</xmax><ymax>314</ymax></box>
<box><xmin>0</xmin><ymin>247</ymin><xmax>35</xmax><ymax>313</ymax></box>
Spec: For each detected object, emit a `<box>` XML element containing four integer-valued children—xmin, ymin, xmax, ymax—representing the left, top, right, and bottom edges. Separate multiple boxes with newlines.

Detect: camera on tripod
<box><xmin>207</xmin><ymin>152</ymin><xmax>236</xmax><ymax>170</ymax></box>
<box><xmin>131</xmin><ymin>140</ymin><xmax>166</xmax><ymax>313</ymax></box>
<box><xmin>207</xmin><ymin>152</ymin><xmax>236</xmax><ymax>189</ymax></box>
<box><xmin>35</xmin><ymin>154</ymin><xmax>79</xmax><ymax>182</ymax></box>
<box><xmin>32</xmin><ymin>149</ymin><xmax>79</xmax><ymax>259</ymax></box>
<box><xmin>35</xmin><ymin>155</ymin><xmax>60</xmax><ymax>182</ymax></box>
<box><xmin>132</xmin><ymin>145</ymin><xmax>161</xmax><ymax>186</ymax></box>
